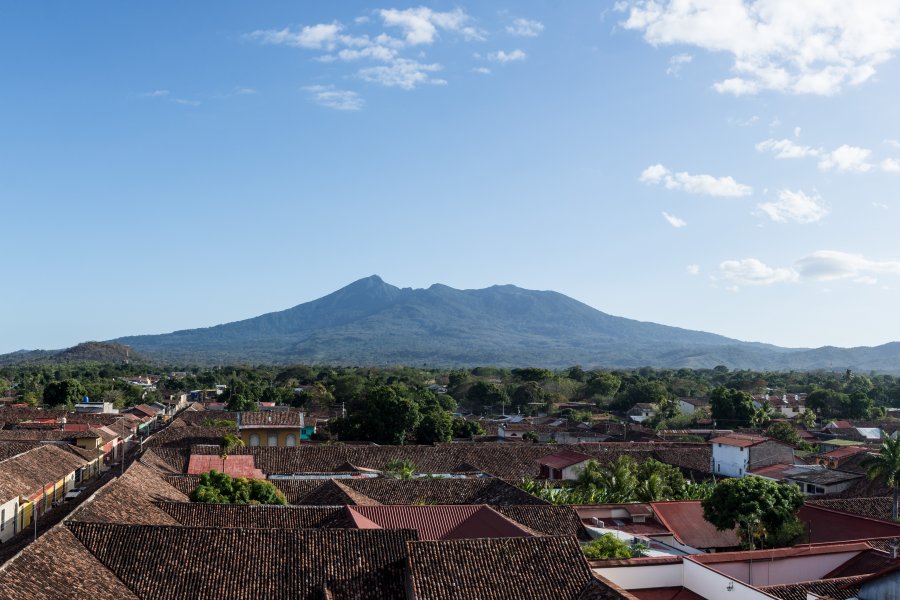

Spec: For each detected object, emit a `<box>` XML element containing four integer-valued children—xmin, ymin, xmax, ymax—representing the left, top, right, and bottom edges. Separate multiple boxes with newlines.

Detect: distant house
<box><xmin>238</xmin><ymin>411</ymin><xmax>314</xmax><ymax>447</ymax></box>
<box><xmin>678</xmin><ymin>397</ymin><xmax>709</xmax><ymax>415</ymax></box>
<box><xmin>782</xmin><ymin>465</ymin><xmax>864</xmax><ymax>496</ymax></box>
<box><xmin>710</xmin><ymin>434</ymin><xmax>794</xmax><ymax>477</ymax></box>
<box><xmin>627</xmin><ymin>403</ymin><xmax>657</xmax><ymax>423</ymax></box>
<box><xmin>536</xmin><ymin>450</ymin><xmax>593</xmax><ymax>480</ymax></box>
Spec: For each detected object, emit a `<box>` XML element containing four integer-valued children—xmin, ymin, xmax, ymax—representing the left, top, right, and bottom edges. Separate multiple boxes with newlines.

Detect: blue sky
<box><xmin>4</xmin><ymin>1</ymin><xmax>900</xmax><ymax>354</ymax></box>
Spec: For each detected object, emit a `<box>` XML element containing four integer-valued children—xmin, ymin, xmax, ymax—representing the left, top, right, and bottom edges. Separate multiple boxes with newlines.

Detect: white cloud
<box><xmin>881</xmin><ymin>158</ymin><xmax>900</xmax><ymax>173</ymax></box>
<box><xmin>818</xmin><ymin>144</ymin><xmax>873</xmax><ymax>172</ymax></box>
<box><xmin>173</xmin><ymin>98</ymin><xmax>200</xmax><ymax>106</ymax></box>
<box><xmin>487</xmin><ymin>49</ymin><xmax>527</xmax><ymax>63</ymax></box>
<box><xmin>379</xmin><ymin>7</ymin><xmax>482</xmax><ymax>45</ymax></box>
<box><xmin>720</xmin><ymin>258</ymin><xmax>798</xmax><ymax>286</ymax></box>
<box><xmin>755</xmin><ymin>138</ymin><xmax>819</xmax><ymax>159</ymax></box>
<box><xmin>687</xmin><ymin>264</ymin><xmax>700</xmax><ymax>275</ymax></box>
<box><xmin>794</xmin><ymin>250</ymin><xmax>900</xmax><ymax>282</ymax></box>
<box><xmin>757</xmin><ymin>189</ymin><xmax>828</xmax><ymax>224</ymax></box>
<box><xmin>640</xmin><ymin>163</ymin><xmax>752</xmax><ymax>197</ymax></box>
<box><xmin>617</xmin><ymin>1</ymin><xmax>900</xmax><ymax>95</ymax></box>
<box><xmin>246</xmin><ymin>23</ymin><xmax>344</xmax><ymax>49</ymax></box>
<box><xmin>794</xmin><ymin>126</ymin><xmax>801</xmax><ymax>138</ymax></box>
<box><xmin>506</xmin><ymin>18</ymin><xmax>544</xmax><ymax>37</ymax></box>
<box><xmin>662</xmin><ymin>211</ymin><xmax>687</xmax><ymax>227</ymax></box>
<box><xmin>304</xmin><ymin>85</ymin><xmax>365</xmax><ymax>110</ymax></box>
<box><xmin>884</xmin><ymin>139</ymin><xmax>900</xmax><ymax>149</ymax></box>
<box><xmin>139</xmin><ymin>90</ymin><xmax>170</xmax><ymax>98</ymax></box>
<box><xmin>358</xmin><ymin>59</ymin><xmax>445</xmax><ymax>89</ymax></box>
<box><xmin>231</xmin><ymin>87</ymin><xmax>257</xmax><ymax>95</ymax></box>
<box><xmin>472</xmin><ymin>67</ymin><xmax>492</xmax><ymax>75</ymax></box>
<box><xmin>873</xmin><ymin>201</ymin><xmax>889</xmax><ymax>209</ymax></box>
<box><xmin>666</xmin><ymin>53</ymin><xmax>693</xmax><ymax>76</ymax></box>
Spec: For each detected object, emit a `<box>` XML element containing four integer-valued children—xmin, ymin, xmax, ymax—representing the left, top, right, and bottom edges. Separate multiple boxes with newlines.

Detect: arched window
<box><xmin>249</xmin><ymin>434</ymin><xmax>260</xmax><ymax>447</ymax></box>
<box><xmin>268</xmin><ymin>433</ymin><xmax>278</xmax><ymax>447</ymax></box>
<box><xmin>285</xmin><ymin>434</ymin><xmax>296</xmax><ymax>447</ymax></box>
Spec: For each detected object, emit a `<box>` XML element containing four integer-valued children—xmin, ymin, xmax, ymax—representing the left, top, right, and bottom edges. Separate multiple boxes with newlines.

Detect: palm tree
<box><xmin>861</xmin><ymin>436</ymin><xmax>900</xmax><ymax>520</ymax></box>
<box><xmin>220</xmin><ymin>433</ymin><xmax>245</xmax><ymax>473</ymax></box>
<box><xmin>752</xmin><ymin>404</ymin><xmax>775</xmax><ymax>428</ymax></box>
<box><xmin>384</xmin><ymin>459</ymin><xmax>415</xmax><ymax>480</ymax></box>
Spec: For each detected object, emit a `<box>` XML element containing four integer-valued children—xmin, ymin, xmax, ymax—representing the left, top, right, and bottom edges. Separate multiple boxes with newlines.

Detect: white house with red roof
<box><xmin>536</xmin><ymin>449</ymin><xmax>593</xmax><ymax>480</ymax></box>
<box><xmin>710</xmin><ymin>434</ymin><xmax>794</xmax><ymax>478</ymax></box>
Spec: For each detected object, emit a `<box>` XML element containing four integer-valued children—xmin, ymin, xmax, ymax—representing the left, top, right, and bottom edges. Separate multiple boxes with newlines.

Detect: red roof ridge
<box><xmin>689</xmin><ymin>540</ymin><xmax>872</xmax><ymax>564</ymax></box>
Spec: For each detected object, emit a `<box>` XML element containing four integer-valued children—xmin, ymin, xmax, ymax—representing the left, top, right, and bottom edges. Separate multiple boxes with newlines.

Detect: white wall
<box><xmin>683</xmin><ymin>559</ymin><xmax>772</xmax><ymax>600</ymax></box>
<box><xmin>709</xmin><ymin>551</ymin><xmax>862</xmax><ymax>587</ymax></box>
<box><xmin>713</xmin><ymin>444</ymin><xmax>748</xmax><ymax>477</ymax></box>
<box><xmin>593</xmin><ymin>563</ymin><xmax>683</xmax><ymax>590</ymax></box>
<box><xmin>0</xmin><ymin>498</ymin><xmax>19</xmax><ymax>543</ymax></box>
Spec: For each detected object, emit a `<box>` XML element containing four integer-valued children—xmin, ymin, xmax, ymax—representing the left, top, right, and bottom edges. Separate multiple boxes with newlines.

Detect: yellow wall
<box><xmin>240</xmin><ymin>429</ymin><xmax>300</xmax><ymax>447</ymax></box>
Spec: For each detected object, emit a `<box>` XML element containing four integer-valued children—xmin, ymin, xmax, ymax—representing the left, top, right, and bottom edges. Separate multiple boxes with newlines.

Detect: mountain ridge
<box><xmin>4</xmin><ymin>276</ymin><xmax>900</xmax><ymax>371</ymax></box>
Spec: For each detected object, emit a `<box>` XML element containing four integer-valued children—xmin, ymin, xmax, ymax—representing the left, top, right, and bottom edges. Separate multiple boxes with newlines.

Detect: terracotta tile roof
<box><xmin>141</xmin><ymin>448</ymin><xmax>189</xmax><ymax>474</ymax></box>
<box><xmin>239</xmin><ymin>411</ymin><xmax>304</xmax><ymax>428</ymax></box>
<box><xmin>406</xmin><ymin>535</ymin><xmax>598</xmax><ymax>599</ymax></box>
<box><xmin>67</xmin><ymin>521</ymin><xmax>416</xmax><ymax>599</ymax></box>
<box><xmin>128</xmin><ymin>404</ymin><xmax>159</xmax><ymax>419</ymax></box>
<box><xmin>495</xmin><ymin>505</ymin><xmax>591</xmax><ymax>541</ymax></box>
<box><xmin>537</xmin><ymin>450</ymin><xmax>594</xmax><ymax>470</ymax></box>
<box><xmin>155</xmin><ymin>502</ymin><xmax>356</xmax><ymax>528</ymax></box>
<box><xmin>0</xmin><ymin>440</ymin><xmax>41</xmax><ymax>461</ymax></box>
<box><xmin>650</xmin><ymin>501</ymin><xmax>740</xmax><ymax>549</ymax></box>
<box><xmin>0</xmin><ymin>444</ymin><xmax>88</xmax><ymax>504</ymax></box>
<box><xmin>186</xmin><ymin>454</ymin><xmax>266</xmax><ymax>479</ymax></box>
<box><xmin>145</xmin><ymin>426</ymin><xmax>234</xmax><ymax>449</ymax></box>
<box><xmin>710</xmin><ymin>434</ymin><xmax>771</xmax><ymax>448</ymax></box>
<box><xmin>348</xmin><ymin>504</ymin><xmax>535</xmax><ymax>540</ymax></box>
<box><xmin>70</xmin><ymin>461</ymin><xmax>189</xmax><ymax>525</ymax></box>
<box><xmin>810</xmin><ymin>496</ymin><xmax>894</xmax><ymax>521</ymax></box>
<box><xmin>577</xmin><ymin>576</ymin><xmax>638</xmax><ymax>600</ymax></box>
<box><xmin>297</xmin><ymin>480</ymin><xmax>383</xmax><ymax>506</ymax></box>
<box><xmin>0</xmin><ymin>525</ymin><xmax>138</xmax><ymax>600</ymax></box>
<box><xmin>178</xmin><ymin>442</ymin><xmax>711</xmax><ymax>479</ymax></box>
<box><xmin>760</xmin><ymin>575</ymin><xmax>865</xmax><ymax>600</ymax></box>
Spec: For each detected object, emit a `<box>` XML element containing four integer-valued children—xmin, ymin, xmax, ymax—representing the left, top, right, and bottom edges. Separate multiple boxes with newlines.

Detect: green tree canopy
<box><xmin>709</xmin><ymin>386</ymin><xmax>755</xmax><ymax>428</ymax></box>
<box><xmin>582</xmin><ymin>534</ymin><xmax>646</xmax><ymax>559</ymax></box>
<box><xmin>702</xmin><ymin>476</ymin><xmax>804</xmax><ymax>549</ymax></box>
<box><xmin>190</xmin><ymin>470</ymin><xmax>287</xmax><ymax>505</ymax></box>
<box><xmin>862</xmin><ymin>437</ymin><xmax>900</xmax><ymax>520</ymax></box>
<box><xmin>42</xmin><ymin>379</ymin><xmax>86</xmax><ymax>407</ymax></box>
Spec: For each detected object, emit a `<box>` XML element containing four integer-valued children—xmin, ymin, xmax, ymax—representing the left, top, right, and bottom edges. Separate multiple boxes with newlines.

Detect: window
<box><xmin>285</xmin><ymin>434</ymin><xmax>296</xmax><ymax>447</ymax></box>
<box><xmin>717</xmin><ymin>463</ymin><xmax>721</xmax><ymax>473</ymax></box>
<box><xmin>268</xmin><ymin>433</ymin><xmax>278</xmax><ymax>447</ymax></box>
<box><xmin>249</xmin><ymin>434</ymin><xmax>260</xmax><ymax>447</ymax></box>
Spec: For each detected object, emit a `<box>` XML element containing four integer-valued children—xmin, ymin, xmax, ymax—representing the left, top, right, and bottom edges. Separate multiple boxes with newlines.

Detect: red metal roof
<box><xmin>536</xmin><ymin>450</ymin><xmax>593</xmax><ymax>470</ymax></box>
<box><xmin>748</xmin><ymin>463</ymin><xmax>796</xmax><ymax>479</ymax></box>
<box><xmin>649</xmin><ymin>501</ymin><xmax>740</xmax><ymax>549</ymax></box>
<box><xmin>690</xmin><ymin>541</ymin><xmax>871</xmax><ymax>564</ymax></box>
<box><xmin>819</xmin><ymin>446</ymin><xmax>868</xmax><ymax>460</ymax></box>
<box><xmin>346</xmin><ymin>504</ymin><xmax>535</xmax><ymax>541</ymax></box>
<box><xmin>798</xmin><ymin>503</ymin><xmax>900</xmax><ymax>543</ymax></box>
<box><xmin>187</xmin><ymin>454</ymin><xmax>266</xmax><ymax>479</ymax></box>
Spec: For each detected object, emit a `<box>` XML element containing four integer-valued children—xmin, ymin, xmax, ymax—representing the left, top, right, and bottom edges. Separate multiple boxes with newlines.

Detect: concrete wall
<box><xmin>0</xmin><ymin>498</ymin><xmax>19</xmax><ymax>543</ymax></box>
<box><xmin>749</xmin><ymin>442</ymin><xmax>794</xmax><ymax>469</ymax></box>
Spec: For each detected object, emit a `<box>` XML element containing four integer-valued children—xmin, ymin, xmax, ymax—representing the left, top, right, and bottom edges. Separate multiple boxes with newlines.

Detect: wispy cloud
<box><xmin>472</xmin><ymin>66</ymin><xmax>492</xmax><ymax>75</ymax></box>
<box><xmin>379</xmin><ymin>7</ymin><xmax>483</xmax><ymax>44</ymax></box>
<box><xmin>230</xmin><ymin>87</ymin><xmax>258</xmax><ymax>96</ymax></box>
<box><xmin>666</xmin><ymin>53</ymin><xmax>692</xmax><ymax>77</ymax></box>
<box><xmin>617</xmin><ymin>1</ymin><xmax>900</xmax><ymax>95</ymax></box>
<box><xmin>757</xmin><ymin>189</ymin><xmax>828</xmax><ymax>224</ymax></box>
<box><xmin>506</xmin><ymin>17</ymin><xmax>544</xmax><ymax>37</ymax></box>
<box><xmin>304</xmin><ymin>85</ymin><xmax>365</xmax><ymax>111</ymax></box>
<box><xmin>640</xmin><ymin>163</ymin><xmax>752</xmax><ymax>197</ymax></box>
<box><xmin>245</xmin><ymin>23</ymin><xmax>345</xmax><ymax>49</ymax></box>
<box><xmin>173</xmin><ymin>98</ymin><xmax>201</xmax><ymax>107</ymax></box>
<box><xmin>662</xmin><ymin>211</ymin><xmax>687</xmax><ymax>228</ymax></box>
<box><xmin>358</xmin><ymin>59</ymin><xmax>445</xmax><ymax>90</ymax></box>
<box><xmin>139</xmin><ymin>90</ymin><xmax>170</xmax><ymax>98</ymax></box>
<box><xmin>881</xmin><ymin>158</ymin><xmax>900</xmax><ymax>173</ymax></box>
<box><xmin>755</xmin><ymin>138</ymin><xmax>820</xmax><ymax>159</ymax></box>
<box><xmin>719</xmin><ymin>250</ymin><xmax>900</xmax><ymax>288</ymax></box>
<box><xmin>686</xmin><ymin>264</ymin><xmax>700</xmax><ymax>275</ymax></box>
